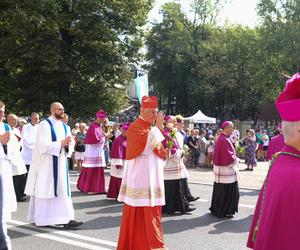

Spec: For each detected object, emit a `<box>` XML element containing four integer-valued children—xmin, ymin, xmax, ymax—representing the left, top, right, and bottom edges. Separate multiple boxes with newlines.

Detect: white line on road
<box><xmin>9</xmin><ymin>219</ymin><xmax>117</xmax><ymax>248</ymax></box>
<box><xmin>7</xmin><ymin>224</ymin><xmax>111</xmax><ymax>250</ymax></box>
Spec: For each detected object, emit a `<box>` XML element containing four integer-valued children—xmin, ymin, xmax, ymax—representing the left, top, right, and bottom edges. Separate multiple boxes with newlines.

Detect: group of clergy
<box><xmin>1</xmin><ymin>73</ymin><xmax>300</xmax><ymax>250</ymax></box>
<box><xmin>111</xmin><ymin>74</ymin><xmax>298</xmax><ymax>250</ymax></box>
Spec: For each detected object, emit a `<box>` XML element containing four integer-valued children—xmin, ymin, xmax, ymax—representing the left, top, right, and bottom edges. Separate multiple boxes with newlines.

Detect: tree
<box><xmin>0</xmin><ymin>0</ymin><xmax>153</xmax><ymax>117</ymax></box>
<box><xmin>146</xmin><ymin>2</ymin><xmax>192</xmax><ymax>114</ymax></box>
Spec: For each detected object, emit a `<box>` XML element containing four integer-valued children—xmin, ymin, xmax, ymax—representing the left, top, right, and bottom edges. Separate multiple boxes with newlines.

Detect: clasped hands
<box><xmin>61</xmin><ymin>136</ymin><xmax>72</xmax><ymax>147</ymax></box>
<box><xmin>0</xmin><ymin>132</ymin><xmax>10</xmax><ymax>145</ymax></box>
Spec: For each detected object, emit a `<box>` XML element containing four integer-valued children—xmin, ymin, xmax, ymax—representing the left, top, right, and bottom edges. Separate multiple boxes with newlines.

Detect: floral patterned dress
<box><xmin>244</xmin><ymin>136</ymin><xmax>257</xmax><ymax>166</ymax></box>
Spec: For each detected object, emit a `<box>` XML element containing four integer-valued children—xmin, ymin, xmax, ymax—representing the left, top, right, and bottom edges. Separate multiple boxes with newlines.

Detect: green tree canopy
<box><xmin>0</xmin><ymin>0</ymin><xmax>153</xmax><ymax>117</ymax></box>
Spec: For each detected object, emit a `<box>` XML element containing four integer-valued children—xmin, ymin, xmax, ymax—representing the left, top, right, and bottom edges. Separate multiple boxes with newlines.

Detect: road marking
<box><xmin>7</xmin><ymin>224</ymin><xmax>110</xmax><ymax>250</ymax></box>
<box><xmin>9</xmin><ymin>219</ymin><xmax>117</xmax><ymax>248</ymax></box>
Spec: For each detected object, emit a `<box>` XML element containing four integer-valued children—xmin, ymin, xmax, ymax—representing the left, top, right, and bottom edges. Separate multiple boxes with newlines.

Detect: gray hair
<box><xmin>282</xmin><ymin>121</ymin><xmax>300</xmax><ymax>141</ymax></box>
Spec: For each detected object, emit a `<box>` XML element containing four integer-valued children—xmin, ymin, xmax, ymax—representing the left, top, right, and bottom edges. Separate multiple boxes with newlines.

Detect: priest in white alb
<box><xmin>25</xmin><ymin>102</ymin><xmax>83</xmax><ymax>228</ymax></box>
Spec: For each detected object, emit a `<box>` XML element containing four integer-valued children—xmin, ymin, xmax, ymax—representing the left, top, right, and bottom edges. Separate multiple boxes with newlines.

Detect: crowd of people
<box><xmin>181</xmin><ymin>121</ymin><xmax>282</xmax><ymax>172</ymax></box>
<box><xmin>1</xmin><ymin>73</ymin><xmax>300</xmax><ymax>250</ymax></box>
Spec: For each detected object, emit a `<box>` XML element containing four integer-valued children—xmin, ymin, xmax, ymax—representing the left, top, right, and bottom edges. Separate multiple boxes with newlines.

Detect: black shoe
<box><xmin>225</xmin><ymin>214</ymin><xmax>234</xmax><ymax>218</ymax></box>
<box><xmin>185</xmin><ymin>207</ymin><xmax>196</xmax><ymax>213</ymax></box>
<box><xmin>63</xmin><ymin>220</ymin><xmax>83</xmax><ymax>229</ymax></box>
<box><xmin>188</xmin><ymin>196</ymin><xmax>200</xmax><ymax>202</ymax></box>
<box><xmin>17</xmin><ymin>196</ymin><xmax>29</xmax><ymax>202</ymax></box>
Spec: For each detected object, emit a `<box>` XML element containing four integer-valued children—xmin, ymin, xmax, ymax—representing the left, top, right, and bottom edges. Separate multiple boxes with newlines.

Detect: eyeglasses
<box><xmin>56</xmin><ymin>108</ymin><xmax>65</xmax><ymax>111</ymax></box>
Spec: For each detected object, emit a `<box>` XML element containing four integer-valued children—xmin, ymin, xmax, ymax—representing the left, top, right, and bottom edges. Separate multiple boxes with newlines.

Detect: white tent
<box><xmin>184</xmin><ymin>110</ymin><xmax>216</xmax><ymax>124</ymax></box>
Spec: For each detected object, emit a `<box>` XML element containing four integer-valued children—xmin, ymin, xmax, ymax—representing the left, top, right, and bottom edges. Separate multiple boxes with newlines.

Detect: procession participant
<box><xmin>162</xmin><ymin>115</ymin><xmax>195</xmax><ymax>215</ymax></box>
<box><xmin>0</xmin><ymin>176</ymin><xmax>9</xmax><ymax>250</ymax></box>
<box><xmin>7</xmin><ymin>114</ymin><xmax>28</xmax><ymax>202</ymax></box>
<box><xmin>117</xmin><ymin>96</ymin><xmax>168</xmax><ymax>250</ymax></box>
<box><xmin>62</xmin><ymin>114</ymin><xmax>75</xmax><ymax>170</ymax></box>
<box><xmin>0</xmin><ymin>100</ymin><xmax>17</xmax><ymax>249</ymax></box>
<box><xmin>106</xmin><ymin>123</ymin><xmax>129</xmax><ymax>200</ymax></box>
<box><xmin>77</xmin><ymin>110</ymin><xmax>108</xmax><ymax>194</ymax></box>
<box><xmin>209</xmin><ymin>121</ymin><xmax>240</xmax><ymax>218</ymax></box>
<box><xmin>265</xmin><ymin>123</ymin><xmax>284</xmax><ymax>161</ymax></box>
<box><xmin>247</xmin><ymin>73</ymin><xmax>300</xmax><ymax>250</ymax></box>
<box><xmin>176</xmin><ymin>115</ymin><xmax>199</xmax><ymax>202</ymax></box>
<box><xmin>22</xmin><ymin>112</ymin><xmax>39</xmax><ymax>172</ymax></box>
<box><xmin>25</xmin><ymin>102</ymin><xmax>82</xmax><ymax>228</ymax></box>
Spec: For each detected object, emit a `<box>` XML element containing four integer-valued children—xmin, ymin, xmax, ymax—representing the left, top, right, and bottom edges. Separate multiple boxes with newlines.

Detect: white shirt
<box><xmin>21</xmin><ymin>123</ymin><xmax>38</xmax><ymax>165</ymax></box>
<box><xmin>230</xmin><ymin>129</ymin><xmax>240</xmax><ymax>144</ymax></box>
<box><xmin>9</xmin><ymin>127</ymin><xmax>27</xmax><ymax>176</ymax></box>
<box><xmin>0</xmin><ymin>122</ymin><xmax>17</xmax><ymax>219</ymax></box>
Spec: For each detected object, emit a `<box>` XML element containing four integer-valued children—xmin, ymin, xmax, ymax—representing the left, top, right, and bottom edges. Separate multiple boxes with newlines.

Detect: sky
<box><xmin>148</xmin><ymin>0</ymin><xmax>260</xmax><ymax>27</ymax></box>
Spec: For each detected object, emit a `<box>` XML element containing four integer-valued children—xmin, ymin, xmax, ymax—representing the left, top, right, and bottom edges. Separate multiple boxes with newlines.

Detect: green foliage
<box><xmin>146</xmin><ymin>0</ymin><xmax>300</xmax><ymax>120</ymax></box>
<box><xmin>0</xmin><ymin>0</ymin><xmax>153</xmax><ymax>117</ymax></box>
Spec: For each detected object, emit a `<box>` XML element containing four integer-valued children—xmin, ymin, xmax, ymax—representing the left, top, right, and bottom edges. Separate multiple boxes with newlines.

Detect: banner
<box><xmin>134</xmin><ymin>73</ymin><xmax>149</xmax><ymax>104</ymax></box>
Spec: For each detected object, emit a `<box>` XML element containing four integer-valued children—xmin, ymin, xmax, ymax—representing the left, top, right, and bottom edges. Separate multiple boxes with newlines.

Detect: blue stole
<box><xmin>3</xmin><ymin>123</ymin><xmax>10</xmax><ymax>132</ymax></box>
<box><xmin>45</xmin><ymin>119</ymin><xmax>70</xmax><ymax>197</ymax></box>
<box><xmin>1</xmin><ymin>123</ymin><xmax>10</xmax><ymax>155</ymax></box>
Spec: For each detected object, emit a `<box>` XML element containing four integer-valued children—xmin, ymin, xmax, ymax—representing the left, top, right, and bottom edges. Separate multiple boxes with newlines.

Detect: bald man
<box><xmin>7</xmin><ymin>114</ymin><xmax>28</xmax><ymax>202</ymax></box>
<box><xmin>25</xmin><ymin>102</ymin><xmax>83</xmax><ymax>228</ymax></box>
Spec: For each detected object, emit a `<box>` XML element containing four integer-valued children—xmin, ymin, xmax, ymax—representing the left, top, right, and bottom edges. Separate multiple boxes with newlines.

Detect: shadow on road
<box><xmin>80</xmin><ymin>215</ymin><xmax>122</xmax><ymax>230</ymax></box>
<box><xmin>163</xmin><ymin>213</ymin><xmax>252</xmax><ymax>235</ymax></box>
<box><xmin>163</xmin><ymin>213</ymin><xmax>226</xmax><ymax>234</ymax></box>
<box><xmin>208</xmin><ymin>215</ymin><xmax>253</xmax><ymax>234</ymax></box>
<box><xmin>239</xmin><ymin>190</ymin><xmax>259</xmax><ymax>197</ymax></box>
<box><xmin>73</xmin><ymin>198</ymin><xmax>119</xmax><ymax>209</ymax></box>
<box><xmin>86</xmin><ymin>203</ymin><xmax>124</xmax><ymax>214</ymax></box>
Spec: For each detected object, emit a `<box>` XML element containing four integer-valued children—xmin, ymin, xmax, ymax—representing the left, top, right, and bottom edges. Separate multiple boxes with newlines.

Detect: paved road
<box><xmin>9</xmin><ymin>172</ymin><xmax>259</xmax><ymax>250</ymax></box>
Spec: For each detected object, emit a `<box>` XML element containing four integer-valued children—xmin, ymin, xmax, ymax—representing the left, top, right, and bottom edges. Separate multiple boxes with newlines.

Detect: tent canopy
<box><xmin>184</xmin><ymin>110</ymin><xmax>216</xmax><ymax>124</ymax></box>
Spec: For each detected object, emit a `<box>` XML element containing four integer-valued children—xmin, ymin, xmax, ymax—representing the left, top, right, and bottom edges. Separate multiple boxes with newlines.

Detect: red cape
<box><xmin>125</xmin><ymin>117</ymin><xmax>151</xmax><ymax>160</ymax></box>
<box><xmin>125</xmin><ymin>117</ymin><xmax>168</xmax><ymax>160</ymax></box>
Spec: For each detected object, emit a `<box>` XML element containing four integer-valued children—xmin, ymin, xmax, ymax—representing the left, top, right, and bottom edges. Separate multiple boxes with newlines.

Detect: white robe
<box><xmin>0</xmin><ymin>122</ymin><xmax>17</xmax><ymax>220</ymax></box>
<box><xmin>118</xmin><ymin>126</ymin><xmax>165</xmax><ymax>207</ymax></box>
<box><xmin>25</xmin><ymin>117</ymin><xmax>75</xmax><ymax>226</ymax></box>
<box><xmin>21</xmin><ymin>123</ymin><xmax>37</xmax><ymax>165</ymax></box>
<box><xmin>9</xmin><ymin>127</ymin><xmax>27</xmax><ymax>176</ymax></box>
<box><xmin>176</xmin><ymin>131</ymin><xmax>189</xmax><ymax>178</ymax></box>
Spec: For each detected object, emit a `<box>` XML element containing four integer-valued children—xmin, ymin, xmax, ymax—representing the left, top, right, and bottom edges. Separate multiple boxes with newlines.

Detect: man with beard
<box><xmin>25</xmin><ymin>102</ymin><xmax>83</xmax><ymax>228</ymax></box>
